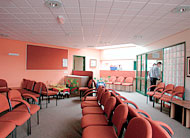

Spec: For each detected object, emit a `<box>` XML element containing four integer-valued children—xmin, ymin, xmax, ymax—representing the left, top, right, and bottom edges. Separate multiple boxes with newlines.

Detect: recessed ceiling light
<box><xmin>0</xmin><ymin>33</ymin><xmax>8</xmax><ymax>37</ymax></box>
<box><xmin>45</xmin><ymin>0</ymin><xmax>62</xmax><ymax>8</ymax></box>
<box><xmin>171</xmin><ymin>6</ymin><xmax>190</xmax><ymax>13</ymax></box>
<box><xmin>57</xmin><ymin>15</ymin><xmax>64</xmax><ymax>24</ymax></box>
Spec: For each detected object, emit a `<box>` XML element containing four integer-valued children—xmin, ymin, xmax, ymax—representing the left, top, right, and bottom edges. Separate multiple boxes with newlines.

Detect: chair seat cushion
<box><xmin>114</xmin><ymin>82</ymin><xmax>122</xmax><ymax>85</ymax></box>
<box><xmin>81</xmin><ymin>114</ymin><xmax>108</xmax><ymax>128</ymax></box>
<box><xmin>153</xmin><ymin>92</ymin><xmax>162</xmax><ymax>99</ymax></box>
<box><xmin>17</xmin><ymin>89</ymin><xmax>28</xmax><ymax>94</ymax></box>
<box><xmin>13</xmin><ymin>104</ymin><xmax>40</xmax><ymax>115</ymax></box>
<box><xmin>79</xmin><ymin>87</ymin><xmax>89</xmax><ymax>91</ymax></box>
<box><xmin>82</xmin><ymin>96</ymin><xmax>97</xmax><ymax>101</ymax></box>
<box><xmin>122</xmin><ymin>83</ymin><xmax>133</xmax><ymax>86</ymax></box>
<box><xmin>24</xmin><ymin>91</ymin><xmax>40</xmax><ymax>98</ymax></box>
<box><xmin>105</xmin><ymin>82</ymin><xmax>113</xmax><ymax>84</ymax></box>
<box><xmin>160</xmin><ymin>95</ymin><xmax>171</xmax><ymax>102</ymax></box>
<box><xmin>0</xmin><ymin>88</ymin><xmax>9</xmax><ymax>92</ymax></box>
<box><xmin>82</xmin><ymin>107</ymin><xmax>104</xmax><ymax>116</ymax></box>
<box><xmin>0</xmin><ymin>122</ymin><xmax>15</xmax><ymax>138</ymax></box>
<box><xmin>41</xmin><ymin>90</ymin><xmax>58</xmax><ymax>96</ymax></box>
<box><xmin>147</xmin><ymin>92</ymin><xmax>154</xmax><ymax>96</ymax></box>
<box><xmin>0</xmin><ymin>112</ymin><xmax>30</xmax><ymax>126</ymax></box>
<box><xmin>82</xmin><ymin>126</ymin><xmax>117</xmax><ymax>138</ymax></box>
<box><xmin>81</xmin><ymin>101</ymin><xmax>99</xmax><ymax>109</ymax></box>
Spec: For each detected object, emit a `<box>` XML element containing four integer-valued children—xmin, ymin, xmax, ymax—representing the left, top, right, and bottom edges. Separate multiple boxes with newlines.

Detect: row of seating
<box><xmin>106</xmin><ymin>76</ymin><xmax>134</xmax><ymax>91</ymax></box>
<box><xmin>18</xmin><ymin>79</ymin><xmax>59</xmax><ymax>108</ymax></box>
<box><xmin>147</xmin><ymin>82</ymin><xmax>185</xmax><ymax>112</ymax></box>
<box><xmin>0</xmin><ymin>89</ymin><xmax>40</xmax><ymax>138</ymax></box>
<box><xmin>80</xmin><ymin>86</ymin><xmax>174</xmax><ymax>138</ymax></box>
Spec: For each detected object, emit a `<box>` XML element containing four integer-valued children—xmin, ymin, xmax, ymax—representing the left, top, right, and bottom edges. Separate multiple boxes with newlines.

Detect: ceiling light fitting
<box><xmin>171</xmin><ymin>6</ymin><xmax>190</xmax><ymax>13</ymax></box>
<box><xmin>45</xmin><ymin>0</ymin><xmax>62</xmax><ymax>8</ymax></box>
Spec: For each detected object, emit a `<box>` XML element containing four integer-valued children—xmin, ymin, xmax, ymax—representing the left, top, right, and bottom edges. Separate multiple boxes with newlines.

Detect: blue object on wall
<box><xmin>110</xmin><ymin>67</ymin><xmax>117</xmax><ymax>70</ymax></box>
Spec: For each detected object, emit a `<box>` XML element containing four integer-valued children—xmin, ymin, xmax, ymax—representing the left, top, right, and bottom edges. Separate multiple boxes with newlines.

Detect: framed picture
<box><xmin>90</xmin><ymin>59</ymin><xmax>97</xmax><ymax>67</ymax></box>
<box><xmin>187</xmin><ymin>57</ymin><xmax>190</xmax><ymax>77</ymax></box>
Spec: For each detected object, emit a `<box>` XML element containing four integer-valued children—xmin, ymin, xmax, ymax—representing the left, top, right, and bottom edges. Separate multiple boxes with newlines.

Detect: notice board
<box><xmin>27</xmin><ymin>45</ymin><xmax>68</xmax><ymax>70</ymax></box>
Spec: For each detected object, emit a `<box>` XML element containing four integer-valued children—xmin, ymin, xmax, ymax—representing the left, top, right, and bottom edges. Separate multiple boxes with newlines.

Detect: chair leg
<box><xmin>147</xmin><ymin>95</ymin><xmax>148</xmax><ymax>104</ymax></box>
<box><xmin>13</xmin><ymin>127</ymin><xmax>16</xmax><ymax>138</ymax></box>
<box><xmin>29</xmin><ymin>118</ymin><xmax>31</xmax><ymax>135</ymax></box>
<box><xmin>160</xmin><ymin>100</ymin><xmax>163</xmax><ymax>112</ymax></box>
<box><xmin>153</xmin><ymin>98</ymin><xmax>155</xmax><ymax>107</ymax></box>
<box><xmin>46</xmin><ymin>97</ymin><xmax>48</xmax><ymax>108</ymax></box>
<box><xmin>27</xmin><ymin>119</ymin><xmax>30</xmax><ymax>136</ymax></box>
<box><xmin>37</xmin><ymin>111</ymin><xmax>39</xmax><ymax>125</ymax></box>
<box><xmin>56</xmin><ymin>95</ymin><xmax>58</xmax><ymax>106</ymax></box>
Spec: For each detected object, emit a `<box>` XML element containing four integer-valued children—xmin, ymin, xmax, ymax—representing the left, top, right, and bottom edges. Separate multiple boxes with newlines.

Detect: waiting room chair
<box><xmin>105</xmin><ymin>76</ymin><xmax>116</xmax><ymax>89</ymax></box>
<box><xmin>113</xmin><ymin>76</ymin><xmax>125</xmax><ymax>90</ymax></box>
<box><xmin>0</xmin><ymin>121</ymin><xmax>16</xmax><ymax>138</ymax></box>
<box><xmin>0</xmin><ymin>79</ymin><xmax>10</xmax><ymax>94</ymax></box>
<box><xmin>82</xmin><ymin>104</ymin><xmax>128</xmax><ymax>138</ymax></box>
<box><xmin>122</xmin><ymin>77</ymin><xmax>134</xmax><ymax>92</ymax></box>
<box><xmin>8</xmin><ymin>89</ymin><xmax>40</xmax><ymax>125</ymax></box>
<box><xmin>147</xmin><ymin>82</ymin><xmax>165</xmax><ymax>103</ymax></box>
<box><xmin>79</xmin><ymin>79</ymin><xmax>96</xmax><ymax>101</ymax></box>
<box><xmin>124</xmin><ymin>117</ymin><xmax>152</xmax><ymax>138</ymax></box>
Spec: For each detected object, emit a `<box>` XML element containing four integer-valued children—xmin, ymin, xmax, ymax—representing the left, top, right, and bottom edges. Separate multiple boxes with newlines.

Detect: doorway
<box><xmin>73</xmin><ymin>55</ymin><xmax>85</xmax><ymax>71</ymax></box>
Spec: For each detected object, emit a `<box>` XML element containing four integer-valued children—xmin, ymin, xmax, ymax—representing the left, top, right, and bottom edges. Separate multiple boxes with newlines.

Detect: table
<box><xmin>48</xmin><ymin>85</ymin><xmax>70</xmax><ymax>98</ymax></box>
<box><xmin>170</xmin><ymin>100</ymin><xmax>190</xmax><ymax>128</ymax></box>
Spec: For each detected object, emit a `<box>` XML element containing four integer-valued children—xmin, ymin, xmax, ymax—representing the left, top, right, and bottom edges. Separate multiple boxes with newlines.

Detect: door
<box><xmin>73</xmin><ymin>56</ymin><xmax>85</xmax><ymax>71</ymax></box>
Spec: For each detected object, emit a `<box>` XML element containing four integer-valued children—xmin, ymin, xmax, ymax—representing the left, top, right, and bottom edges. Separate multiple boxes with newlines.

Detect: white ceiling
<box><xmin>0</xmin><ymin>0</ymin><xmax>190</xmax><ymax>48</ymax></box>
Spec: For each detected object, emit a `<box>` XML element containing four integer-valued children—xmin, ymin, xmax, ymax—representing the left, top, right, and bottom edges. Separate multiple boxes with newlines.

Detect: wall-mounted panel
<box><xmin>27</xmin><ymin>45</ymin><xmax>68</xmax><ymax>70</ymax></box>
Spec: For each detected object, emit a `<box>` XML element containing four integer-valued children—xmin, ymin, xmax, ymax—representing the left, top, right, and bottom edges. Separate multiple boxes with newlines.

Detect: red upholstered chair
<box><xmin>81</xmin><ymin>96</ymin><xmax>116</xmax><ymax>128</ymax></box>
<box><xmin>0</xmin><ymin>121</ymin><xmax>16</xmax><ymax>138</ymax></box>
<box><xmin>0</xmin><ymin>79</ymin><xmax>10</xmax><ymax>94</ymax></box>
<box><xmin>113</xmin><ymin>76</ymin><xmax>125</xmax><ymax>90</ymax></box>
<box><xmin>81</xmin><ymin>89</ymin><xmax>110</xmax><ymax>109</ymax></box>
<box><xmin>41</xmin><ymin>82</ymin><xmax>59</xmax><ymax>108</ymax></box>
<box><xmin>79</xmin><ymin>79</ymin><xmax>96</xmax><ymax>101</ymax></box>
<box><xmin>82</xmin><ymin>104</ymin><xmax>128</xmax><ymax>138</ymax></box>
<box><xmin>146</xmin><ymin>118</ymin><xmax>174</xmax><ymax>138</ymax></box>
<box><xmin>160</xmin><ymin>86</ymin><xmax>185</xmax><ymax>112</ymax></box>
<box><xmin>82</xmin><ymin>85</ymin><xmax>104</xmax><ymax>101</ymax></box>
<box><xmin>124</xmin><ymin>117</ymin><xmax>152</xmax><ymax>138</ymax></box>
<box><xmin>8</xmin><ymin>89</ymin><xmax>40</xmax><ymax>125</ymax></box>
<box><xmin>105</xmin><ymin>76</ymin><xmax>116</xmax><ymax>89</ymax></box>
<box><xmin>147</xmin><ymin>82</ymin><xmax>165</xmax><ymax>103</ymax></box>
<box><xmin>153</xmin><ymin>84</ymin><xmax>174</xmax><ymax>109</ymax></box>
<box><xmin>122</xmin><ymin>77</ymin><xmax>134</xmax><ymax>92</ymax></box>
<box><xmin>0</xmin><ymin>94</ymin><xmax>31</xmax><ymax>136</ymax></box>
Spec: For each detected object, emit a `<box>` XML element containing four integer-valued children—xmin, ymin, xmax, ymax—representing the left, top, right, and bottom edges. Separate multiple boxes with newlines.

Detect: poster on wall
<box><xmin>90</xmin><ymin>59</ymin><xmax>97</xmax><ymax>67</ymax></box>
<box><xmin>187</xmin><ymin>57</ymin><xmax>190</xmax><ymax>77</ymax></box>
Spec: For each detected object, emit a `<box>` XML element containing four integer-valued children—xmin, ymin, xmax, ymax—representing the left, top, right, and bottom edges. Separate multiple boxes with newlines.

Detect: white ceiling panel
<box><xmin>0</xmin><ymin>0</ymin><xmax>189</xmax><ymax>48</ymax></box>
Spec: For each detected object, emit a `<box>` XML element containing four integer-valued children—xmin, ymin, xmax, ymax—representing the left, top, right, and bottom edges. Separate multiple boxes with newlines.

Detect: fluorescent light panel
<box><xmin>95</xmin><ymin>43</ymin><xmax>142</xmax><ymax>49</ymax></box>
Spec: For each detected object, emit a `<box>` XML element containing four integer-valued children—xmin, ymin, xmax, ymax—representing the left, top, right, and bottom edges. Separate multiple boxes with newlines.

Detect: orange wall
<box><xmin>0</xmin><ymin>38</ymin><xmax>100</xmax><ymax>87</ymax></box>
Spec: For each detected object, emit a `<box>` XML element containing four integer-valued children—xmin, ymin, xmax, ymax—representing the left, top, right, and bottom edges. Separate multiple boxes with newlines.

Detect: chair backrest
<box><xmin>124</xmin><ymin>117</ymin><xmax>152</xmax><ymax>138</ymax></box>
<box><xmin>87</xmin><ymin>79</ymin><xmax>96</xmax><ymax>88</ymax></box>
<box><xmin>22</xmin><ymin>79</ymin><xmax>29</xmax><ymax>89</ymax></box>
<box><xmin>109</xmin><ymin>76</ymin><xmax>116</xmax><ymax>82</ymax></box>
<box><xmin>165</xmin><ymin>84</ymin><xmax>174</xmax><ymax>94</ymax></box>
<box><xmin>100</xmin><ymin>90</ymin><xmax>111</xmax><ymax>106</ymax></box>
<box><xmin>0</xmin><ymin>94</ymin><xmax>10</xmax><ymax>113</ymax></box>
<box><xmin>0</xmin><ymin>79</ymin><xmax>8</xmax><ymax>88</ymax></box>
<box><xmin>157</xmin><ymin>82</ymin><xmax>165</xmax><ymax>92</ymax></box>
<box><xmin>146</xmin><ymin>118</ymin><xmax>174</xmax><ymax>138</ymax></box>
<box><xmin>125</xmin><ymin>77</ymin><xmax>134</xmax><ymax>83</ymax></box>
<box><xmin>8</xmin><ymin>89</ymin><xmax>22</xmax><ymax>108</ymax></box>
<box><xmin>33</xmin><ymin>82</ymin><xmax>42</xmax><ymax>94</ymax></box>
<box><xmin>116</xmin><ymin>76</ymin><xmax>125</xmax><ymax>83</ymax></box>
<box><xmin>97</xmin><ymin>88</ymin><xmax>105</xmax><ymax>102</ymax></box>
<box><xmin>112</xmin><ymin>104</ymin><xmax>128</xmax><ymax>137</ymax></box>
<box><xmin>104</xmin><ymin>97</ymin><xmax>116</xmax><ymax>120</ymax></box>
<box><xmin>115</xmin><ymin>96</ymin><xmax>124</xmax><ymax>107</ymax></box>
<box><xmin>26</xmin><ymin>80</ymin><xmax>35</xmax><ymax>91</ymax></box>
<box><xmin>174</xmin><ymin>86</ymin><xmax>185</xmax><ymax>98</ymax></box>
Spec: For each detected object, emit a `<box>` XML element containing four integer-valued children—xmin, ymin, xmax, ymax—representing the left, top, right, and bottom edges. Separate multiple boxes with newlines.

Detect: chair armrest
<box><xmin>82</xmin><ymin>88</ymin><xmax>96</xmax><ymax>96</ymax></box>
<box><xmin>171</xmin><ymin>92</ymin><xmax>184</xmax><ymax>100</ymax></box>
<box><xmin>11</xmin><ymin>98</ymin><xmax>31</xmax><ymax>113</ymax></box>
<box><xmin>108</xmin><ymin>89</ymin><xmax>120</xmax><ymax>96</ymax></box>
<box><xmin>154</xmin><ymin>87</ymin><xmax>164</xmax><ymax>92</ymax></box>
<box><xmin>123</xmin><ymin>100</ymin><xmax>139</xmax><ymax>109</ymax></box>
<box><xmin>119</xmin><ymin>96</ymin><xmax>128</xmax><ymax>101</ymax></box>
<box><xmin>147</xmin><ymin>85</ymin><xmax>157</xmax><ymax>90</ymax></box>
<box><xmin>155</xmin><ymin>121</ymin><xmax>174</xmax><ymax>136</ymax></box>
<box><xmin>83</xmin><ymin>91</ymin><xmax>97</xmax><ymax>100</ymax></box>
<box><xmin>160</xmin><ymin>89</ymin><xmax>173</xmax><ymax>97</ymax></box>
<box><xmin>22</xmin><ymin>93</ymin><xmax>38</xmax><ymax>103</ymax></box>
<box><xmin>137</xmin><ymin>109</ymin><xmax>151</xmax><ymax>119</ymax></box>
